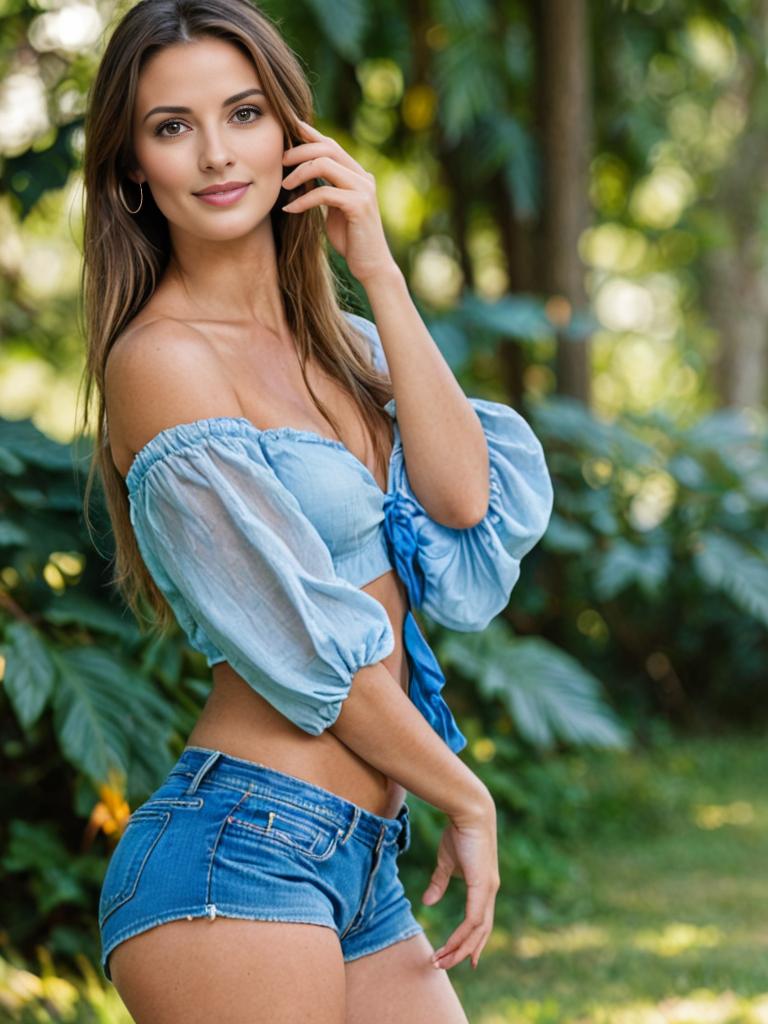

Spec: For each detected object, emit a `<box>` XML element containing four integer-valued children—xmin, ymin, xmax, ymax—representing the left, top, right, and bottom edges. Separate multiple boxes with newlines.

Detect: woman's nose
<box><xmin>198</xmin><ymin>129</ymin><xmax>236</xmax><ymax>171</ymax></box>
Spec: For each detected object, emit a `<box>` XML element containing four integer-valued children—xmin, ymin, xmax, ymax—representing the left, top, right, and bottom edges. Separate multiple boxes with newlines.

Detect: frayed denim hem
<box><xmin>341</xmin><ymin>922</ymin><xmax>426</xmax><ymax>963</ymax></box>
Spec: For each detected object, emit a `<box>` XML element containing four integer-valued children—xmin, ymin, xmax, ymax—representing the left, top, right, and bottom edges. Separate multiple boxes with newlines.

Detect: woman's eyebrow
<box><xmin>142</xmin><ymin>87</ymin><xmax>265</xmax><ymax>123</ymax></box>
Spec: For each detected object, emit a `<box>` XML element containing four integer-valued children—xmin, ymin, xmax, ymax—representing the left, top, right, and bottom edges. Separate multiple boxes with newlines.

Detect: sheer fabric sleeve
<box><xmin>128</xmin><ymin>425</ymin><xmax>395</xmax><ymax>734</ymax></box>
<box><xmin>383</xmin><ymin>398</ymin><xmax>554</xmax><ymax>632</ymax></box>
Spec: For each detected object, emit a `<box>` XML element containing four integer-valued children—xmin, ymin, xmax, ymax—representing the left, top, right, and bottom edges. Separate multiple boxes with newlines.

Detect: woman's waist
<box><xmin>191</xmin><ymin>661</ymin><xmax>407</xmax><ymax>817</ymax></box>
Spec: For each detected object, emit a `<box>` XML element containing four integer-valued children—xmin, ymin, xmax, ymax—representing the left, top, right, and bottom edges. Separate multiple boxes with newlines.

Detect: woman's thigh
<box><xmin>109</xmin><ymin>918</ymin><xmax>346</xmax><ymax>1024</ymax></box>
<box><xmin>344</xmin><ymin>931</ymin><xmax>469</xmax><ymax>1024</ymax></box>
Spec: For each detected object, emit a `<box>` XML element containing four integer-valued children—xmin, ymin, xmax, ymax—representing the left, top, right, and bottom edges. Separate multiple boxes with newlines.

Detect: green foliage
<box><xmin>0</xmin><ymin>416</ymin><xmax>211</xmax><ymax>973</ymax></box>
<box><xmin>440</xmin><ymin>621</ymin><xmax>629</xmax><ymax>749</ymax></box>
<box><xmin>0</xmin><ymin>950</ymin><xmax>132</xmax><ymax>1022</ymax></box>
<box><xmin>529</xmin><ymin>395</ymin><xmax>768</xmax><ymax>725</ymax></box>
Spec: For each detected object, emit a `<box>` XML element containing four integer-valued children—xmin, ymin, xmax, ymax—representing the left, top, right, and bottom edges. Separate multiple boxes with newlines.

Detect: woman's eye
<box><xmin>232</xmin><ymin>104</ymin><xmax>263</xmax><ymax>124</ymax></box>
<box><xmin>154</xmin><ymin>105</ymin><xmax>262</xmax><ymax>137</ymax></box>
<box><xmin>154</xmin><ymin>120</ymin><xmax>188</xmax><ymax>138</ymax></box>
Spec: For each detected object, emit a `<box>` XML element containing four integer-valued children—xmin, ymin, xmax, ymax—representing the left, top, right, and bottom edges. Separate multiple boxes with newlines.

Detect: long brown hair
<box><xmin>77</xmin><ymin>0</ymin><xmax>394</xmax><ymax>635</ymax></box>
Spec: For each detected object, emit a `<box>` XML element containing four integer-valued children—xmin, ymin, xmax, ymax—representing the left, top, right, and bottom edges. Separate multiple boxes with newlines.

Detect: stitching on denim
<box><xmin>227</xmin><ymin>810</ymin><xmax>343</xmax><ymax>863</ymax></box>
<box><xmin>137</xmin><ymin>796</ymin><xmax>204</xmax><ymax>810</ymax></box>
<box><xmin>174</xmin><ymin>756</ymin><xmax>404</xmax><ymax>850</ymax></box>
<box><xmin>205</xmin><ymin>789</ymin><xmax>252</xmax><ymax>906</ymax></box>
<box><xmin>229</xmin><ymin>790</ymin><xmax>342</xmax><ymax>835</ymax></box>
<box><xmin>178</xmin><ymin>750</ymin><xmax>405</xmax><ymax>829</ymax></box>
<box><xmin>173</xmin><ymin>771</ymin><xmax>397</xmax><ymax>849</ymax></box>
<box><xmin>175</xmin><ymin>773</ymin><xmax>347</xmax><ymax>827</ymax></box>
<box><xmin>99</xmin><ymin>810</ymin><xmax>171</xmax><ymax>926</ymax></box>
<box><xmin>339</xmin><ymin>825</ymin><xmax>387</xmax><ymax>941</ymax></box>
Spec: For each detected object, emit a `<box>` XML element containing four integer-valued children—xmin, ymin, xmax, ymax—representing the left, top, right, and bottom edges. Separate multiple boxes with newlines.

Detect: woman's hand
<box><xmin>422</xmin><ymin>798</ymin><xmax>500</xmax><ymax>971</ymax></box>
<box><xmin>280</xmin><ymin>118</ymin><xmax>398</xmax><ymax>286</ymax></box>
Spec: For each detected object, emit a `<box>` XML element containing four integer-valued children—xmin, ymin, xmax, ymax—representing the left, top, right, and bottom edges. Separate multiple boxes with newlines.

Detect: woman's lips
<box><xmin>194</xmin><ymin>184</ymin><xmax>250</xmax><ymax>207</ymax></box>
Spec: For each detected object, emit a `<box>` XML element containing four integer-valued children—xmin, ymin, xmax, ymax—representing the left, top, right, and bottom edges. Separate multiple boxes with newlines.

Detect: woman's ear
<box><xmin>122</xmin><ymin>154</ymin><xmax>146</xmax><ymax>185</ymax></box>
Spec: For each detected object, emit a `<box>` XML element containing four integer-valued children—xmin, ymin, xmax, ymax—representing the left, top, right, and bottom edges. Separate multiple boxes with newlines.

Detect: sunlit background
<box><xmin>2</xmin><ymin>0</ymin><xmax>767</xmax><ymax>1021</ymax></box>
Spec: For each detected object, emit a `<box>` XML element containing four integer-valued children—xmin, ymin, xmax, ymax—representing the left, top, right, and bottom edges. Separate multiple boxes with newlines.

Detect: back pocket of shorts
<box><xmin>99</xmin><ymin>810</ymin><xmax>170</xmax><ymax>927</ymax></box>
<box><xmin>227</xmin><ymin>796</ymin><xmax>341</xmax><ymax>862</ymax></box>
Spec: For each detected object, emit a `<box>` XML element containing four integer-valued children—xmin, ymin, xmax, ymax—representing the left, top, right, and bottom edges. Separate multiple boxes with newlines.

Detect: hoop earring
<box><xmin>118</xmin><ymin>179</ymin><xmax>143</xmax><ymax>214</ymax></box>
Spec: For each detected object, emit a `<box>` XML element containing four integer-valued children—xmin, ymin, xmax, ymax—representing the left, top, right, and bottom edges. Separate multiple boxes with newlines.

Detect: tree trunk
<box><xmin>533</xmin><ymin>0</ymin><xmax>593</xmax><ymax>403</ymax></box>
<box><xmin>703</xmin><ymin>0</ymin><xmax>768</xmax><ymax>409</ymax></box>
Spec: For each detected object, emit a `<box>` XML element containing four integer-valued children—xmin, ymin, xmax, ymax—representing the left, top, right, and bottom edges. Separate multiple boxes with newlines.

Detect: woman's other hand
<box><xmin>422</xmin><ymin>794</ymin><xmax>500</xmax><ymax>971</ymax></box>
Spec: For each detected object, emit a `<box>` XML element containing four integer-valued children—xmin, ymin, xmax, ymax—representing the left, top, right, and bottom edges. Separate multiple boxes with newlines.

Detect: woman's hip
<box><xmin>98</xmin><ymin>746</ymin><xmax>416</xmax><ymax>980</ymax></box>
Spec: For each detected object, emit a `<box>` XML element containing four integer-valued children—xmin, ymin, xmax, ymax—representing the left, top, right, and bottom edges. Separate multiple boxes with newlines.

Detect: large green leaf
<box><xmin>51</xmin><ymin>646</ymin><xmax>175</xmax><ymax>792</ymax></box>
<box><xmin>693</xmin><ymin>531</ymin><xmax>768</xmax><ymax>628</ymax></box>
<box><xmin>470</xmin><ymin>114</ymin><xmax>540</xmax><ymax>219</ymax></box>
<box><xmin>594</xmin><ymin>537</ymin><xmax>671</xmax><ymax>599</ymax></box>
<box><xmin>461</xmin><ymin>292</ymin><xmax>552</xmax><ymax>340</ymax></box>
<box><xmin>541</xmin><ymin>513</ymin><xmax>594</xmax><ymax>554</ymax></box>
<box><xmin>2</xmin><ymin>820</ymin><xmax>102</xmax><ymax>915</ymax></box>
<box><xmin>440</xmin><ymin>623</ymin><xmax>629</xmax><ymax>750</ymax></box>
<box><xmin>433</xmin><ymin>30</ymin><xmax>504</xmax><ymax>143</ymax></box>
<box><xmin>3</xmin><ymin>620</ymin><xmax>57</xmax><ymax>729</ymax></box>
<box><xmin>0</xmin><ymin>417</ymin><xmax>74</xmax><ymax>471</ymax></box>
<box><xmin>302</xmin><ymin>0</ymin><xmax>370</xmax><ymax>61</ymax></box>
<box><xmin>43</xmin><ymin>591</ymin><xmax>142</xmax><ymax>642</ymax></box>
<box><xmin>433</xmin><ymin>0</ymin><xmax>492</xmax><ymax>31</ymax></box>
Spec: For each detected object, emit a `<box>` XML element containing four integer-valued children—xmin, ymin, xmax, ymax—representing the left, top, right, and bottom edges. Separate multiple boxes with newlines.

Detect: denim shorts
<box><xmin>98</xmin><ymin>746</ymin><xmax>425</xmax><ymax>981</ymax></box>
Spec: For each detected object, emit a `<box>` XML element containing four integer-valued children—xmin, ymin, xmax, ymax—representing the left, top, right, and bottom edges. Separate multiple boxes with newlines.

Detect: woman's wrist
<box><xmin>358</xmin><ymin>260</ymin><xmax>406</xmax><ymax>300</ymax></box>
<box><xmin>442</xmin><ymin>778</ymin><xmax>496</xmax><ymax>827</ymax></box>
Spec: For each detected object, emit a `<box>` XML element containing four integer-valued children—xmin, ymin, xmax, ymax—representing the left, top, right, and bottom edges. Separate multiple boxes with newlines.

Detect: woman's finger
<box><xmin>284</xmin><ymin>120</ymin><xmax>370</xmax><ymax>178</ymax></box>
<box><xmin>436</xmin><ymin>916</ymin><xmax>493</xmax><ymax>971</ymax></box>
<box><xmin>470</xmin><ymin>908</ymin><xmax>496</xmax><ymax>968</ymax></box>
<box><xmin>432</xmin><ymin>889</ymin><xmax>496</xmax><ymax>968</ymax></box>
<box><xmin>431</xmin><ymin>906</ymin><xmax>486</xmax><ymax>965</ymax></box>
<box><xmin>470</xmin><ymin>928</ymin><xmax>492</xmax><ymax>970</ymax></box>
<box><xmin>282</xmin><ymin>154</ymin><xmax>371</xmax><ymax>195</ymax></box>
<box><xmin>283</xmin><ymin>140</ymin><xmax>370</xmax><ymax>179</ymax></box>
<box><xmin>282</xmin><ymin>184</ymin><xmax>372</xmax><ymax>214</ymax></box>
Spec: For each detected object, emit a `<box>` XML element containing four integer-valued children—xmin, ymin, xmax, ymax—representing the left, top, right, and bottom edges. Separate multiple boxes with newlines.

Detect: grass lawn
<box><xmin>2</xmin><ymin>731</ymin><xmax>764</xmax><ymax>1022</ymax></box>
<box><xmin>447</xmin><ymin>732</ymin><xmax>768</xmax><ymax>1023</ymax></box>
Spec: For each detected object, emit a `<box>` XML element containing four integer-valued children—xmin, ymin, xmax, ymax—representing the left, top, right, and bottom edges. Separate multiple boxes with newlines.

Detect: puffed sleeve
<box><xmin>383</xmin><ymin>397</ymin><xmax>554</xmax><ymax>632</ymax></box>
<box><xmin>128</xmin><ymin>424</ymin><xmax>395</xmax><ymax>734</ymax></box>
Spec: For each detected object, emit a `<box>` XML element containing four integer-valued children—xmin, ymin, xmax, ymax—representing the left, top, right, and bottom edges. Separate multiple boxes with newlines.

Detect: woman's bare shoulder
<box><xmin>105</xmin><ymin>316</ymin><xmax>244</xmax><ymax>479</ymax></box>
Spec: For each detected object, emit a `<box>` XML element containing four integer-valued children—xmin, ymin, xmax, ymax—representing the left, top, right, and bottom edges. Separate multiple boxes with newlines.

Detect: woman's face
<box><xmin>129</xmin><ymin>36</ymin><xmax>286</xmax><ymax>241</ymax></box>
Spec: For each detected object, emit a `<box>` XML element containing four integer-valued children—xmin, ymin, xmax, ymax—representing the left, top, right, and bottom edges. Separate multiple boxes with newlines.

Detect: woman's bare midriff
<box><xmin>185</xmin><ymin>568</ymin><xmax>411</xmax><ymax>820</ymax></box>
<box><xmin>110</xmin><ymin>305</ymin><xmax>411</xmax><ymax>820</ymax></box>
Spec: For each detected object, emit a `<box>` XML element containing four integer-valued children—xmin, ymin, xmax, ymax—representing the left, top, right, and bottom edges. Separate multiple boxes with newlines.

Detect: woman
<box><xmin>81</xmin><ymin>0</ymin><xmax>554</xmax><ymax>1020</ymax></box>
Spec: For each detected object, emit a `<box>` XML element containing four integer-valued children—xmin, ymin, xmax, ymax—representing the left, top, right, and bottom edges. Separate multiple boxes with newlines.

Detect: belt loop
<box><xmin>185</xmin><ymin>750</ymin><xmax>222</xmax><ymax>794</ymax></box>
<box><xmin>341</xmin><ymin>805</ymin><xmax>360</xmax><ymax>845</ymax></box>
<box><xmin>375</xmin><ymin>822</ymin><xmax>387</xmax><ymax>853</ymax></box>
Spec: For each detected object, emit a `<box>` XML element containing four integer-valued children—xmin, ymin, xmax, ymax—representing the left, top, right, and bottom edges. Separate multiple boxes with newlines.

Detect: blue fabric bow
<box><xmin>403</xmin><ymin>611</ymin><xmax>467</xmax><ymax>754</ymax></box>
<box><xmin>384</xmin><ymin>485</ymin><xmax>467</xmax><ymax>754</ymax></box>
<box><xmin>382</xmin><ymin>489</ymin><xmax>426</xmax><ymax>607</ymax></box>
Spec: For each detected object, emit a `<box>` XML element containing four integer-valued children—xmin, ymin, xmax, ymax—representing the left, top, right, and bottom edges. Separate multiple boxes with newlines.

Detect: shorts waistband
<box><xmin>169</xmin><ymin>746</ymin><xmax>411</xmax><ymax>852</ymax></box>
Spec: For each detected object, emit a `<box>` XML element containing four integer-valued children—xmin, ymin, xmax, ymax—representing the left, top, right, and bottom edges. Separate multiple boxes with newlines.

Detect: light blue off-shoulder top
<box><xmin>125</xmin><ymin>311</ymin><xmax>554</xmax><ymax>753</ymax></box>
